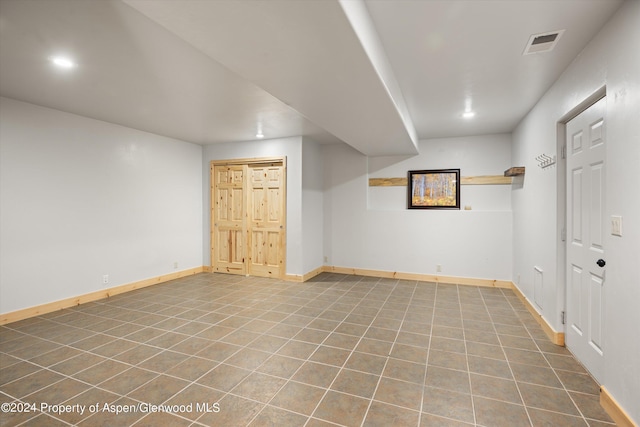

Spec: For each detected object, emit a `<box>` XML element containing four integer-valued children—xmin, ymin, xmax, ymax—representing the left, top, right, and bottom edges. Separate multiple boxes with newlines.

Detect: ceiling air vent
<box><xmin>523</xmin><ymin>30</ymin><xmax>565</xmax><ymax>55</ymax></box>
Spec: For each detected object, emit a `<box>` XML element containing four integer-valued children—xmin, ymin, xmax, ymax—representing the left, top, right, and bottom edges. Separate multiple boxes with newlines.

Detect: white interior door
<box><xmin>565</xmin><ymin>96</ymin><xmax>606</xmax><ymax>383</ymax></box>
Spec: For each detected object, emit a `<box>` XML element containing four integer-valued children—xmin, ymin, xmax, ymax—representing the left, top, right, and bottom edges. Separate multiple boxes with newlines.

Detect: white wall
<box><xmin>323</xmin><ymin>134</ymin><xmax>513</xmax><ymax>280</ymax></box>
<box><xmin>301</xmin><ymin>137</ymin><xmax>325</xmax><ymax>273</ymax></box>
<box><xmin>0</xmin><ymin>98</ymin><xmax>203</xmax><ymax>314</ymax></box>
<box><xmin>511</xmin><ymin>0</ymin><xmax>640</xmax><ymax>422</ymax></box>
<box><xmin>202</xmin><ymin>137</ymin><xmax>305</xmax><ymax>275</ymax></box>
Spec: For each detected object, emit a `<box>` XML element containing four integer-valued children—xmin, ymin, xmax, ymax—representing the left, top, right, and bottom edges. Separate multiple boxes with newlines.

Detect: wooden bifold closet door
<box><xmin>211</xmin><ymin>158</ymin><xmax>285</xmax><ymax>279</ymax></box>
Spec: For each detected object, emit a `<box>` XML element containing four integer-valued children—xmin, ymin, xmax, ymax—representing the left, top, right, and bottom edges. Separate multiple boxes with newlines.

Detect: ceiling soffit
<box><xmin>123</xmin><ymin>0</ymin><xmax>419</xmax><ymax>156</ymax></box>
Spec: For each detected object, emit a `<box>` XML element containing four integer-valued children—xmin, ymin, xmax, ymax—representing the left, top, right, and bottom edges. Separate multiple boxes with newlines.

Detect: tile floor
<box><xmin>0</xmin><ymin>273</ymin><xmax>615</xmax><ymax>426</ymax></box>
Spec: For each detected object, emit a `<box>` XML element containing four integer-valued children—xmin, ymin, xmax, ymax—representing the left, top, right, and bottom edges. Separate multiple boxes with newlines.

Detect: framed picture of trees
<box><xmin>407</xmin><ymin>169</ymin><xmax>460</xmax><ymax>209</ymax></box>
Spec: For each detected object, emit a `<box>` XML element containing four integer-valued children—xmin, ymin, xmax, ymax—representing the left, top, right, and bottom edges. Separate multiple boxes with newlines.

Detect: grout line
<box><xmin>359</xmin><ymin>278</ymin><xmax>431</xmax><ymax>427</ymax></box>
<box><xmin>454</xmin><ymin>283</ymin><xmax>478</xmax><ymax>427</ymax></box>
<box><xmin>481</xmin><ymin>287</ymin><xmax>534</xmax><ymax>427</ymax></box>
<box><xmin>227</xmin><ymin>273</ymin><xmax>363</xmax><ymax>426</ymax></box>
<box><xmin>298</xmin><ymin>275</ymin><xmax>397</xmax><ymax>427</ymax></box>
<box><xmin>0</xmin><ymin>273</ymin><xmax>612</xmax><ymax>427</ymax></box>
<box><xmin>500</xmin><ymin>288</ymin><xmax>601</xmax><ymax>426</ymax></box>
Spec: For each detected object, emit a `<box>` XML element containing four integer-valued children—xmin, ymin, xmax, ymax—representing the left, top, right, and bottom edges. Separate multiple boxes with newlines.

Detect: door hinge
<box><xmin>561</xmin><ymin>226</ymin><xmax>566</xmax><ymax>242</ymax></box>
<box><xmin>561</xmin><ymin>311</ymin><xmax>566</xmax><ymax>325</ymax></box>
<box><xmin>561</xmin><ymin>145</ymin><xmax>567</xmax><ymax>159</ymax></box>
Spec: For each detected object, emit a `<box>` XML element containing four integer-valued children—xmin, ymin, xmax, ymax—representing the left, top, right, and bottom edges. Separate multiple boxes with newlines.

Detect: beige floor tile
<box><xmin>545</xmin><ymin>353</ymin><xmax>588</xmax><ymax>374</ymax></box>
<box><xmin>309</xmin><ymin>345</ymin><xmax>351</xmax><ymax>366</ymax></box>
<box><xmin>473</xmin><ymin>396</ymin><xmax>530</xmax><ymax>427</ymax></box>
<box><xmin>231</xmin><ymin>371</ymin><xmax>287</xmax><ymax>403</ymax></box>
<box><xmin>323</xmin><ymin>332</ymin><xmax>360</xmax><ymax>350</ymax></box>
<box><xmin>374</xmin><ymin>377</ymin><xmax>423</xmax><ymax>411</ymax></box>
<box><xmin>363</xmin><ymin>400</ymin><xmax>420</xmax><ymax>426</ymax></box>
<box><xmin>0</xmin><ymin>272</ymin><xmax>614</xmax><ymax>427</ymax></box>
<box><xmin>344</xmin><ymin>351</ymin><xmax>387</xmax><ymax>375</ymax></box>
<box><xmin>469</xmin><ymin>373</ymin><xmax>523</xmax><ymax>404</ymax></box>
<box><xmin>503</xmin><ymin>347</ymin><xmax>549</xmax><ymax>367</ymax></box>
<box><xmin>292</xmin><ymin>361</ymin><xmax>340</xmax><ymax>388</ymax></box>
<box><xmin>569</xmin><ymin>391</ymin><xmax>616</xmax><ymax>423</ymax></box>
<box><xmin>511</xmin><ymin>362</ymin><xmax>563</xmax><ymax>388</ymax></box>
<box><xmin>99</xmin><ymin>367</ymin><xmax>158</xmax><ymax>395</ymax></box>
<box><xmin>111</xmin><ymin>344</ymin><xmax>161</xmax><ymax>366</ymax></box>
<box><xmin>0</xmin><ymin>361</ymin><xmax>41</xmax><ymax>386</ymax></box>
<box><xmin>197</xmin><ymin>363</ymin><xmax>251</xmax><ymax>392</ymax></box>
<box><xmin>313</xmin><ymin>390</ymin><xmax>369</xmax><ymax>427</ymax></box>
<box><xmin>165</xmin><ymin>383</ymin><xmax>224</xmax><ymax>420</ymax></box>
<box><xmin>256</xmin><ymin>354</ymin><xmax>305</xmax><ymax>379</ymax></box>
<box><xmin>555</xmin><ymin>369</ymin><xmax>601</xmax><ymax>395</ymax></box>
<box><xmin>334</xmin><ymin>322</ymin><xmax>368</xmax><ymax>337</ymax></box>
<box><xmin>91</xmin><ymin>338</ymin><xmax>138</xmax><ymax>358</ymax></box>
<box><xmin>427</xmin><ymin>349</ymin><xmax>468</xmax><ymax>371</ymax></box>
<box><xmin>1</xmin><ymin>369</ymin><xmax>64</xmax><ymax>399</ymax></box>
<box><xmin>528</xmin><ymin>407</ymin><xmax>589</xmax><ymax>427</ymax></box>
<box><xmin>246</xmin><ymin>334</ymin><xmax>288</xmax><ymax>353</ymax></box>
<box><xmin>78</xmin><ymin>397</ymin><xmax>146</xmax><ymax>426</ymax></box>
<box><xmin>196</xmin><ymin>341</ymin><xmax>242</xmax><ymax>362</ymax></box>
<box><xmin>424</xmin><ymin>366</ymin><xmax>471</xmax><ymax>394</ymax></box>
<box><xmin>430</xmin><ymin>336</ymin><xmax>466</xmax><ymax>354</ymax></box>
<box><xmin>248</xmin><ymin>405</ymin><xmax>309</xmax><ymax>426</ymax></box>
<box><xmin>73</xmin><ymin>359</ymin><xmax>130</xmax><ymax>385</ymax></box>
<box><xmin>23</xmin><ymin>377</ymin><xmax>89</xmax><ymax>405</ymax></box>
<box><xmin>420</xmin><ymin>413</ymin><xmax>474</xmax><ymax>426</ymax></box>
<box><xmin>164</xmin><ymin>356</ymin><xmax>218</xmax><ymax>381</ymax></box>
<box><xmin>422</xmin><ymin>386</ymin><xmax>474</xmax><ymax>424</ymax></box>
<box><xmin>383</xmin><ymin>358</ymin><xmax>426</xmax><ymax>384</ymax></box>
<box><xmin>467</xmin><ymin>355</ymin><xmax>513</xmax><ymax>379</ymax></box>
<box><xmin>518</xmin><ymin>382</ymin><xmax>581</xmax><ymax>416</ymax></box>
<box><xmin>168</xmin><ymin>336</ymin><xmax>211</xmax><ymax>355</ymax></box>
<box><xmin>126</xmin><ymin>374</ymin><xmax>189</xmax><ymax>405</ymax></box>
<box><xmin>365</xmin><ymin>327</ymin><xmax>399</xmax><ymax>342</ymax></box>
<box><xmin>224</xmin><ymin>348</ymin><xmax>272</xmax><ymax>370</ymax></box>
<box><xmin>133</xmin><ymin>411</ymin><xmax>192</xmax><ymax>426</ymax></box>
<box><xmin>56</xmin><ymin>387</ymin><xmax>120</xmax><ymax>425</ymax></box>
<box><xmin>276</xmin><ymin>340</ymin><xmax>318</xmax><ymax>359</ymax></box>
<box><xmin>269</xmin><ymin>381</ymin><xmax>326</xmax><ymax>415</ymax></box>
<box><xmin>355</xmin><ymin>338</ymin><xmax>393</xmax><ymax>356</ymax></box>
<box><xmin>330</xmin><ymin>368</ymin><xmax>379</xmax><ymax>398</ymax></box>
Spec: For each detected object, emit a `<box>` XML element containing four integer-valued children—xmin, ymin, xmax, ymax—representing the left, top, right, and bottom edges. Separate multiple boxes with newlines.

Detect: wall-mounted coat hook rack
<box><xmin>536</xmin><ymin>154</ymin><xmax>556</xmax><ymax>169</ymax></box>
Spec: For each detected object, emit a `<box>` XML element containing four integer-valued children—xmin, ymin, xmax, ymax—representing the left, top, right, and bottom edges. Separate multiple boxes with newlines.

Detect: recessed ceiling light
<box><xmin>462</xmin><ymin>111</ymin><xmax>476</xmax><ymax>119</ymax></box>
<box><xmin>50</xmin><ymin>56</ymin><xmax>76</xmax><ymax>69</ymax></box>
<box><xmin>255</xmin><ymin>122</ymin><xmax>265</xmax><ymax>138</ymax></box>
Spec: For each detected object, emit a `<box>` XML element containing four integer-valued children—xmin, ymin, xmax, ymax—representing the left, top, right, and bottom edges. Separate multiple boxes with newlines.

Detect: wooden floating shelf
<box><xmin>504</xmin><ymin>166</ymin><xmax>525</xmax><ymax>177</ymax></box>
<box><xmin>369</xmin><ymin>177</ymin><xmax>408</xmax><ymax>187</ymax></box>
<box><xmin>462</xmin><ymin>175</ymin><xmax>512</xmax><ymax>185</ymax></box>
<box><xmin>369</xmin><ymin>175</ymin><xmax>513</xmax><ymax>187</ymax></box>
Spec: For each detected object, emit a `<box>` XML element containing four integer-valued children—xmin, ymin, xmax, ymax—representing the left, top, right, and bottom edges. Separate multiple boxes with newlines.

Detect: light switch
<box><xmin>611</xmin><ymin>215</ymin><xmax>622</xmax><ymax>237</ymax></box>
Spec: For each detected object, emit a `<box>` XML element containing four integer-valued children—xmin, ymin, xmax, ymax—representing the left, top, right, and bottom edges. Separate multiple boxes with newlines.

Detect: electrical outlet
<box><xmin>436</xmin><ymin>264</ymin><xmax>442</xmax><ymax>273</ymax></box>
<box><xmin>324</xmin><ymin>256</ymin><xmax>328</xmax><ymax>263</ymax></box>
<box><xmin>102</xmin><ymin>275</ymin><xmax>109</xmax><ymax>285</ymax></box>
<box><xmin>173</xmin><ymin>261</ymin><xmax>178</xmax><ymax>269</ymax></box>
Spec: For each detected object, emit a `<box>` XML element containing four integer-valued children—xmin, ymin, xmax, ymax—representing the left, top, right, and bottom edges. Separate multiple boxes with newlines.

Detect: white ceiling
<box><xmin>0</xmin><ymin>0</ymin><xmax>624</xmax><ymax>156</ymax></box>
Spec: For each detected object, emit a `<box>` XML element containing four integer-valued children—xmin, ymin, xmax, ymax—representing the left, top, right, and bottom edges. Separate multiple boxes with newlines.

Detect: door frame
<box><xmin>210</xmin><ymin>156</ymin><xmax>287</xmax><ymax>278</ymax></box>
<box><xmin>557</xmin><ymin>86</ymin><xmax>606</xmax><ymax>340</ymax></box>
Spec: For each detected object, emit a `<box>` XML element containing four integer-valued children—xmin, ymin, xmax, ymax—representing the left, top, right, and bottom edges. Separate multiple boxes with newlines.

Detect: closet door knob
<box><xmin>596</xmin><ymin>259</ymin><xmax>606</xmax><ymax>267</ymax></box>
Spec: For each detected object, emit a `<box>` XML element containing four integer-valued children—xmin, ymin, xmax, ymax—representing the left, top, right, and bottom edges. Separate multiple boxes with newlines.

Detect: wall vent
<box><xmin>523</xmin><ymin>30</ymin><xmax>565</xmax><ymax>55</ymax></box>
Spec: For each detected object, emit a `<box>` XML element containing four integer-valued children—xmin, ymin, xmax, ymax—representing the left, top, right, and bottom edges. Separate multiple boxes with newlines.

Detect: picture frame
<box><xmin>407</xmin><ymin>169</ymin><xmax>460</xmax><ymax>209</ymax></box>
